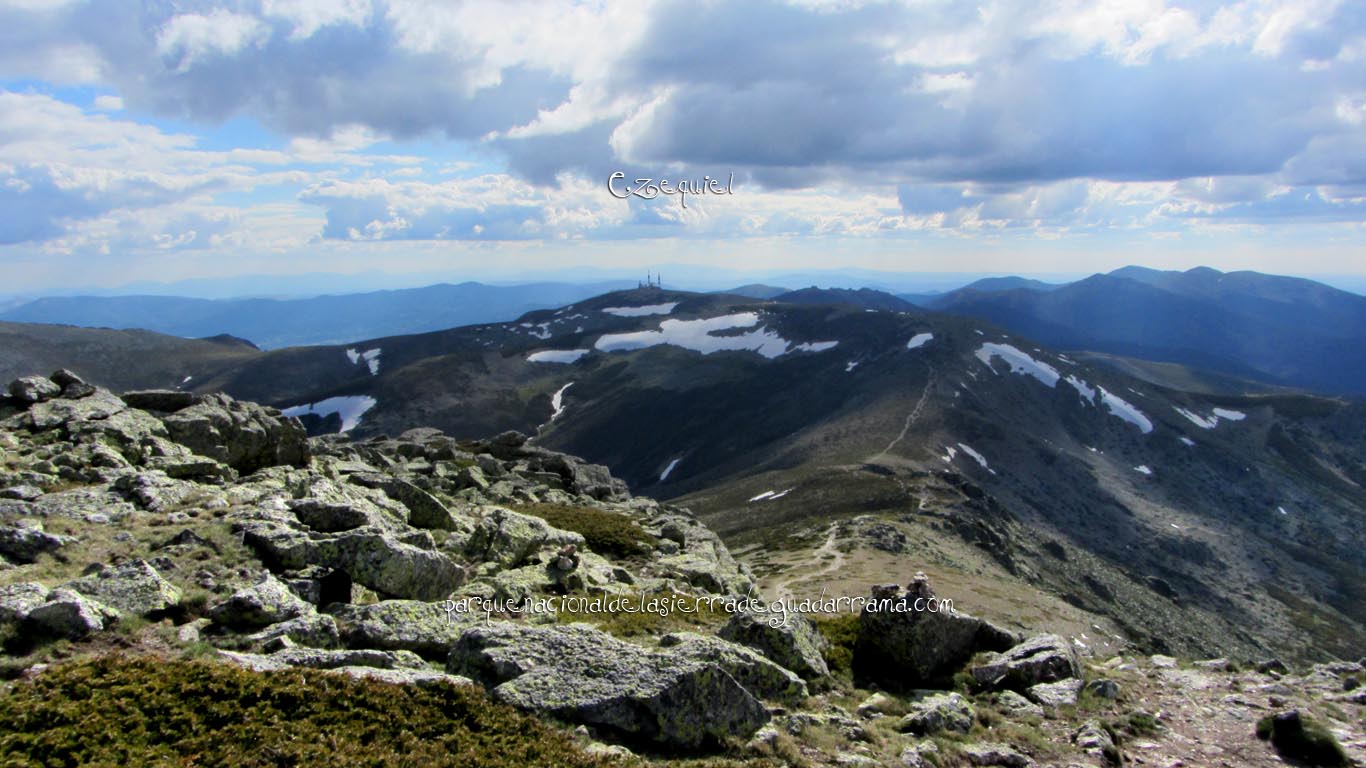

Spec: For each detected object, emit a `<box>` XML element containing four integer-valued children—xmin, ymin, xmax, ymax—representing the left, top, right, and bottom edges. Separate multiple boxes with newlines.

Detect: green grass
<box><xmin>0</xmin><ymin>654</ymin><xmax>619</xmax><ymax>768</ymax></box>
<box><xmin>1255</xmin><ymin>713</ymin><xmax>1349</xmax><ymax>767</ymax></box>
<box><xmin>513</xmin><ymin>503</ymin><xmax>658</xmax><ymax>560</ymax></box>
<box><xmin>809</xmin><ymin>612</ymin><xmax>859</xmax><ymax>677</ymax></box>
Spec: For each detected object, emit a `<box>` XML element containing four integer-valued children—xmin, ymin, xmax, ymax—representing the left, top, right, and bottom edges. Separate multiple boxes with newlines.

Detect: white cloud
<box><xmin>156</xmin><ymin>10</ymin><xmax>270</xmax><ymax>72</ymax></box>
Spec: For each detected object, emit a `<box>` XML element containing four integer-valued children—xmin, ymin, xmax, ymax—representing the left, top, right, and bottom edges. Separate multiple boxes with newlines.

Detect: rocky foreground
<box><xmin>0</xmin><ymin>370</ymin><xmax>1362</xmax><ymax>767</ymax></box>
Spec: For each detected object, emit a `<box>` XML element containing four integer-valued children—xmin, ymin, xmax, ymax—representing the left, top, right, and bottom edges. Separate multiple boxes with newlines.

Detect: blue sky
<box><xmin>0</xmin><ymin>0</ymin><xmax>1362</xmax><ymax>294</ymax></box>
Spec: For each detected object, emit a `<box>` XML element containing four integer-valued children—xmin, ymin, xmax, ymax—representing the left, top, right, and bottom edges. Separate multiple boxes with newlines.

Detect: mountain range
<box><xmin>2</xmin><ymin>282</ymin><xmax>1362</xmax><ymax>667</ymax></box>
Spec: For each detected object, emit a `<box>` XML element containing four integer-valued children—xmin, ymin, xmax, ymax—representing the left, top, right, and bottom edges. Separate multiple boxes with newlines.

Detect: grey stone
<box><xmin>969</xmin><ymin>634</ymin><xmax>1081</xmax><ymax>691</ymax></box>
<box><xmin>659</xmin><ymin>631</ymin><xmax>809</xmax><ymax>704</ymax></box>
<box><xmin>330</xmin><ymin>600</ymin><xmax>474</xmax><ymax>660</ymax></box>
<box><xmin>449</xmin><ymin>622</ymin><xmax>769</xmax><ymax>748</ymax></box>
<box><xmin>718</xmin><ymin>608</ymin><xmax>830</xmax><ymax>681</ymax></box>
<box><xmin>1026</xmin><ymin>678</ymin><xmax>1084</xmax><ymax>708</ymax></box>
<box><xmin>8</xmin><ymin>376</ymin><xmax>61</xmax><ymax>405</ymax></box>
<box><xmin>245</xmin><ymin>614</ymin><xmax>342</xmax><ymax>650</ymax></box>
<box><xmin>898</xmin><ymin>692</ymin><xmax>974</xmax><ymax>735</ymax></box>
<box><xmin>65</xmin><ymin>559</ymin><xmax>182</xmax><ymax>616</ymax></box>
<box><xmin>26</xmin><ymin>589</ymin><xmax>119</xmax><ymax>638</ymax></box>
<box><xmin>0</xmin><ymin>582</ymin><xmax>50</xmax><ymax>627</ymax></box>
<box><xmin>856</xmin><ymin>574</ymin><xmax>1019</xmax><ymax>689</ymax></box>
<box><xmin>994</xmin><ymin>690</ymin><xmax>1044</xmax><ymax>718</ymax></box>
<box><xmin>209</xmin><ymin>572</ymin><xmax>314</xmax><ymax>629</ymax></box>
<box><xmin>1085</xmin><ymin>678</ymin><xmax>1120</xmax><ymax>700</ymax></box>
<box><xmin>0</xmin><ymin>523</ymin><xmax>72</xmax><ymax>564</ymax></box>
<box><xmin>120</xmin><ymin>390</ymin><xmax>198</xmax><ymax>413</ymax></box>
<box><xmin>462</xmin><ymin>506</ymin><xmax>584</xmax><ymax>568</ymax></box>
<box><xmin>161</xmin><ymin>393</ymin><xmax>309</xmax><ymax>473</ymax></box>
<box><xmin>960</xmin><ymin>742</ymin><xmax>1032</xmax><ymax>767</ymax></box>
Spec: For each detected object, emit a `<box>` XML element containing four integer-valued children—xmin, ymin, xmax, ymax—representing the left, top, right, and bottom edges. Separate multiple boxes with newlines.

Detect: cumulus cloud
<box><xmin>0</xmin><ymin>0</ymin><xmax>1359</xmax><ymax>263</ymax></box>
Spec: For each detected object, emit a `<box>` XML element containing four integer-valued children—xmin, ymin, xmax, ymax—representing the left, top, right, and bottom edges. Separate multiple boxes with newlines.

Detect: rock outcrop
<box><xmin>448</xmin><ymin>622</ymin><xmax>769</xmax><ymax>748</ymax></box>
<box><xmin>855</xmin><ymin>573</ymin><xmax>1019</xmax><ymax>689</ymax></box>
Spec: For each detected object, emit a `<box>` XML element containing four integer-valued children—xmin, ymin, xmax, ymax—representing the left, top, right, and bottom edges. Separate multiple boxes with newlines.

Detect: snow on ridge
<box><xmin>602</xmin><ymin>302</ymin><xmax>679</xmax><ymax>317</ymax></box>
<box><xmin>1175</xmin><ymin>407</ymin><xmax>1219</xmax><ymax>429</ymax></box>
<box><xmin>1098</xmin><ymin>386</ymin><xmax>1153</xmax><ymax>434</ymax></box>
<box><xmin>792</xmin><ymin>340</ymin><xmax>840</xmax><ymax>353</ymax></box>
<box><xmin>282</xmin><ymin>396</ymin><xmax>377</xmax><ymax>433</ymax></box>
<box><xmin>975</xmin><ymin>342</ymin><xmax>1060</xmax><ymax>387</ymax></box>
<box><xmin>528</xmin><ymin>349</ymin><xmax>589</xmax><ymax>364</ymax></box>
<box><xmin>595</xmin><ymin>312</ymin><xmax>786</xmax><ymax>359</ymax></box>
<box><xmin>361</xmin><ymin>348</ymin><xmax>381</xmax><ymax>375</ymax></box>
<box><xmin>550</xmin><ymin>382</ymin><xmax>573</xmax><ymax>421</ymax></box>
<box><xmin>345</xmin><ymin>348</ymin><xmax>360</xmax><ymax>365</ymax></box>
<box><xmin>1213</xmin><ymin>407</ymin><xmax>1246</xmax><ymax>421</ymax></box>
<box><xmin>660</xmin><ymin>458</ymin><xmax>681</xmax><ymax>482</ymax></box>
<box><xmin>1065</xmin><ymin>374</ymin><xmax>1096</xmax><ymax>405</ymax></box>
<box><xmin>956</xmin><ymin>443</ymin><xmax>996</xmax><ymax>474</ymax></box>
<box><xmin>907</xmin><ymin>332</ymin><xmax>934</xmax><ymax>350</ymax></box>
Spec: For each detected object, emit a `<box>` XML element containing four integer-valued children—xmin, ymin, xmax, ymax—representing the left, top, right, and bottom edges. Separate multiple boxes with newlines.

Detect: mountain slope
<box><xmin>929</xmin><ymin>267</ymin><xmax>1366</xmax><ymax>395</ymax></box>
<box><xmin>774</xmin><ymin>287</ymin><xmax>919</xmax><ymax>312</ymax></box>
<box><xmin>0</xmin><ymin>281</ymin><xmax>631</xmax><ymax>349</ymax></box>
<box><xmin>4</xmin><ymin>287</ymin><xmax>1363</xmax><ymax>665</ymax></box>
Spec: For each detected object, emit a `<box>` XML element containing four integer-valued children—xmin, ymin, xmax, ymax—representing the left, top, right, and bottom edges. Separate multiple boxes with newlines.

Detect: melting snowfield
<box><xmin>659</xmin><ymin>458</ymin><xmax>681</xmax><ymax>482</ymax></box>
<box><xmin>345</xmin><ymin>348</ymin><xmax>382</xmax><ymax>375</ymax></box>
<box><xmin>282</xmin><ymin>396</ymin><xmax>377</xmax><ymax>433</ymax></box>
<box><xmin>602</xmin><ymin>302</ymin><xmax>679</xmax><ymax>317</ymax></box>
<box><xmin>549</xmin><ymin>383</ymin><xmax>573</xmax><ymax>421</ymax></box>
<box><xmin>594</xmin><ymin>313</ymin><xmax>830</xmax><ymax>359</ymax></box>
<box><xmin>527</xmin><ymin>349</ymin><xmax>589</xmax><ymax>364</ymax></box>
<box><xmin>976</xmin><ymin>343</ymin><xmax>1154</xmax><ymax>433</ymax></box>
<box><xmin>906</xmin><ymin>332</ymin><xmax>934</xmax><ymax>350</ymax></box>
<box><xmin>1174</xmin><ymin>406</ymin><xmax>1247</xmax><ymax>430</ymax></box>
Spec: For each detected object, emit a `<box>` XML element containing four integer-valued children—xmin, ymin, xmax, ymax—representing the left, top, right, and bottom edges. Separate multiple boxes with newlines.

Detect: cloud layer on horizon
<box><xmin>0</xmin><ymin>0</ymin><xmax>1361</xmax><ymax>280</ymax></box>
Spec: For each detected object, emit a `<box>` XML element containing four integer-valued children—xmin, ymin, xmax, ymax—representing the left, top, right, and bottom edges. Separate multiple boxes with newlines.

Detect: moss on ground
<box><xmin>0</xmin><ymin>654</ymin><xmax>619</xmax><ymax>767</ymax></box>
<box><xmin>513</xmin><ymin>503</ymin><xmax>657</xmax><ymax>560</ymax></box>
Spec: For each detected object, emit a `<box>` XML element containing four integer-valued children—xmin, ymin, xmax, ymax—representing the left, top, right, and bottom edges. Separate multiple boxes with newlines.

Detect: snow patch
<box><xmin>602</xmin><ymin>302</ymin><xmax>679</xmax><ymax>317</ymax></box>
<box><xmin>660</xmin><ymin>458</ymin><xmax>681</xmax><ymax>482</ymax></box>
<box><xmin>845</xmin><ymin>361</ymin><xmax>859</xmax><ymax>372</ymax></box>
<box><xmin>361</xmin><ymin>348</ymin><xmax>381</xmax><ymax>375</ymax></box>
<box><xmin>792</xmin><ymin>340</ymin><xmax>840</xmax><ymax>353</ymax></box>
<box><xmin>1065</xmin><ymin>375</ymin><xmax>1096</xmax><ymax>405</ymax></box>
<box><xmin>1175</xmin><ymin>407</ymin><xmax>1219</xmax><ymax>429</ymax></box>
<box><xmin>528</xmin><ymin>349</ymin><xmax>589</xmax><ymax>364</ymax></box>
<box><xmin>345</xmin><ymin>348</ymin><xmax>360</xmax><ymax>365</ymax></box>
<box><xmin>282</xmin><ymin>396</ymin><xmax>376</xmax><ymax>433</ymax></box>
<box><xmin>748</xmin><ymin>489</ymin><xmax>792</xmax><ymax>502</ymax></box>
<box><xmin>748</xmin><ymin>490</ymin><xmax>775</xmax><ymax>502</ymax></box>
<box><xmin>1134</xmin><ymin>465</ymin><xmax>1153</xmax><ymax>476</ymax></box>
<box><xmin>595</xmin><ymin>312</ymin><xmax>789</xmax><ymax>358</ymax></box>
<box><xmin>1098</xmin><ymin>386</ymin><xmax>1153</xmax><ymax>433</ymax></box>
<box><xmin>549</xmin><ymin>382</ymin><xmax>573</xmax><ymax>421</ymax></box>
<box><xmin>1212</xmin><ymin>408</ymin><xmax>1246</xmax><ymax>421</ymax></box>
<box><xmin>906</xmin><ymin>332</ymin><xmax>934</xmax><ymax>350</ymax></box>
<box><xmin>941</xmin><ymin>446</ymin><xmax>958</xmax><ymax>462</ymax></box>
<box><xmin>975</xmin><ymin>343</ymin><xmax>1060</xmax><ymax>387</ymax></box>
<box><xmin>956</xmin><ymin>443</ymin><xmax>996</xmax><ymax>474</ymax></box>
<box><xmin>1179</xmin><ymin>436</ymin><xmax>1196</xmax><ymax>447</ymax></box>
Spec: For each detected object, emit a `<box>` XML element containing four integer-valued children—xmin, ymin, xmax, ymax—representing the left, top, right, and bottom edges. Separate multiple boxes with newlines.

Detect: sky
<box><xmin>0</xmin><ymin>0</ymin><xmax>1363</xmax><ymax>295</ymax></box>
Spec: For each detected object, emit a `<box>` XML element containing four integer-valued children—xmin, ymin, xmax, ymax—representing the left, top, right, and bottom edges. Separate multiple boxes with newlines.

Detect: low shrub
<box><xmin>514</xmin><ymin>503</ymin><xmax>657</xmax><ymax>559</ymax></box>
<box><xmin>0</xmin><ymin>654</ymin><xmax>617</xmax><ymax>767</ymax></box>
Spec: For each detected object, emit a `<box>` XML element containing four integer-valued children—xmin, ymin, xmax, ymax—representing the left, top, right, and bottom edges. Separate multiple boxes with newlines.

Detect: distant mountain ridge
<box><xmin>928</xmin><ymin>266</ymin><xmax>1366</xmax><ymax>395</ymax></box>
<box><xmin>0</xmin><ymin>281</ymin><xmax>632</xmax><ymax>349</ymax></box>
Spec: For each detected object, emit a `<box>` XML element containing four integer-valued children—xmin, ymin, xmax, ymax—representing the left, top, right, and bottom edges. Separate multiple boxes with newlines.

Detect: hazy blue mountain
<box><xmin>0</xmin><ymin>281</ymin><xmax>631</xmax><ymax>349</ymax></box>
<box><xmin>774</xmin><ymin>287</ymin><xmax>919</xmax><ymax>311</ymax></box>
<box><xmin>930</xmin><ymin>267</ymin><xmax>1366</xmax><ymax>395</ymax></box>
<box><xmin>716</xmin><ymin>284</ymin><xmax>790</xmax><ymax>299</ymax></box>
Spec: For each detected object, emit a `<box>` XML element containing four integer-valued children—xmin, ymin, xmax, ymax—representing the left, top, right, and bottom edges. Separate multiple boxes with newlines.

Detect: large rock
<box><xmin>310</xmin><ymin>529</ymin><xmax>465</xmax><ymax>601</ymax></box>
<box><xmin>26</xmin><ymin>589</ymin><xmax>119</xmax><ymax>638</ymax></box>
<box><xmin>8</xmin><ymin>376</ymin><xmax>61</xmax><ymax>405</ymax></box>
<box><xmin>0</xmin><ymin>582</ymin><xmax>50</xmax><ymax>628</ymax></box>
<box><xmin>26</xmin><ymin>389</ymin><xmax>129</xmax><ymax>431</ymax></box>
<box><xmin>65</xmin><ymin>559</ymin><xmax>182</xmax><ymax>617</ymax></box>
<box><xmin>449</xmin><ymin>622</ymin><xmax>769</xmax><ymax>748</ymax></box>
<box><xmin>0</xmin><ymin>522</ymin><xmax>72</xmax><ymax>564</ymax></box>
<box><xmin>718</xmin><ymin>609</ymin><xmax>830</xmax><ymax>681</ymax></box>
<box><xmin>855</xmin><ymin>574</ymin><xmax>1019</xmax><ymax>690</ymax></box>
<box><xmin>659</xmin><ymin>631</ymin><xmax>809</xmax><ymax>704</ymax></box>
<box><xmin>461</xmin><ymin>507</ymin><xmax>584</xmax><ymax>568</ymax></box>
<box><xmin>351</xmin><ymin>474</ymin><xmax>468</xmax><ymax>532</ymax></box>
<box><xmin>968</xmin><ymin>634</ymin><xmax>1081</xmax><ymax>691</ymax></box>
<box><xmin>330</xmin><ymin>600</ymin><xmax>475</xmax><ymax>659</ymax></box>
<box><xmin>1025</xmin><ymin>678</ymin><xmax>1084</xmax><ymax>708</ymax></box>
<box><xmin>161</xmin><ymin>393</ymin><xmax>309</xmax><ymax>473</ymax></box>
<box><xmin>209</xmin><ymin>572</ymin><xmax>314</xmax><ymax>629</ymax></box>
<box><xmin>899</xmin><ymin>692</ymin><xmax>975</xmax><ymax>736</ymax></box>
<box><xmin>120</xmin><ymin>390</ymin><xmax>198</xmax><ymax>413</ymax></box>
